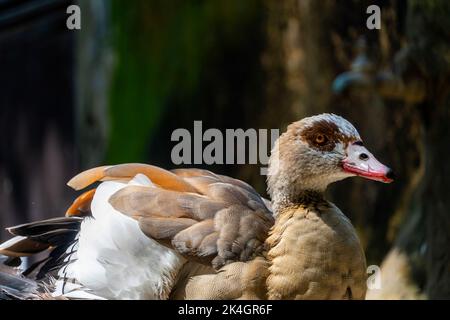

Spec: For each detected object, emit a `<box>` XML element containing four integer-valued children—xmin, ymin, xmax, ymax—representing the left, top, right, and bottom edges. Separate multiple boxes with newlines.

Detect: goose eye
<box><xmin>315</xmin><ymin>134</ymin><xmax>327</xmax><ymax>145</ymax></box>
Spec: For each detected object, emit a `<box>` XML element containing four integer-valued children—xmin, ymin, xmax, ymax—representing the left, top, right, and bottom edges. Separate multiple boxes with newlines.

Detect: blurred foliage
<box><xmin>107</xmin><ymin>0</ymin><xmax>261</xmax><ymax>163</ymax></box>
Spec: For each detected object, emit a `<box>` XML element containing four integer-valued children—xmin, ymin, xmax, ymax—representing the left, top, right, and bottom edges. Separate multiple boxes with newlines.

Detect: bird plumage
<box><xmin>0</xmin><ymin>113</ymin><xmax>393</xmax><ymax>300</ymax></box>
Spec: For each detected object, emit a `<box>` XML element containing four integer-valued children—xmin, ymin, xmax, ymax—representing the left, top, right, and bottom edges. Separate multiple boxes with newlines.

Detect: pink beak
<box><xmin>342</xmin><ymin>142</ymin><xmax>394</xmax><ymax>183</ymax></box>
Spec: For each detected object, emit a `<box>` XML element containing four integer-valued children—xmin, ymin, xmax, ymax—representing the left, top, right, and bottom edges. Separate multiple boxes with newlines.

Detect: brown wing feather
<box><xmin>138</xmin><ymin>217</ymin><xmax>197</xmax><ymax>239</ymax></box>
<box><xmin>108</xmin><ymin>170</ymin><xmax>274</xmax><ymax>270</ymax></box>
<box><xmin>172</xmin><ymin>168</ymin><xmax>263</xmax><ymax>200</ymax></box>
<box><xmin>172</xmin><ymin>220</ymin><xmax>215</xmax><ymax>254</ymax></box>
<box><xmin>171</xmin><ymin>168</ymin><xmax>219</xmax><ymax>179</ymax></box>
<box><xmin>66</xmin><ymin>165</ymin><xmax>274</xmax><ymax>269</ymax></box>
<box><xmin>109</xmin><ymin>185</ymin><xmax>228</xmax><ymax>220</ymax></box>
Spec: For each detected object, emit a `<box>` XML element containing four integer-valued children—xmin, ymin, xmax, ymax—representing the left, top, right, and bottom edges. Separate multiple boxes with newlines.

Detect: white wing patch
<box><xmin>54</xmin><ymin>174</ymin><xmax>186</xmax><ymax>299</ymax></box>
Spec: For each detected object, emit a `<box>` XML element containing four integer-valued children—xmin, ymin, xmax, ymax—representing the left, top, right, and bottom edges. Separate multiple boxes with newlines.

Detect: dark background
<box><xmin>0</xmin><ymin>0</ymin><xmax>449</xmax><ymax>299</ymax></box>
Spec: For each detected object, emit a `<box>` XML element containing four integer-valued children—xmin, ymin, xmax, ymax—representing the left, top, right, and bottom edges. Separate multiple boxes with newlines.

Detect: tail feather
<box><xmin>8</xmin><ymin>217</ymin><xmax>83</xmax><ymax>237</ymax></box>
<box><xmin>0</xmin><ymin>217</ymin><xmax>84</xmax><ymax>299</ymax></box>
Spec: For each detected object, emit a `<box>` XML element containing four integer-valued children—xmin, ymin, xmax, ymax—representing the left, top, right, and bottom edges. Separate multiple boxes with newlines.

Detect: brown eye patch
<box><xmin>300</xmin><ymin>120</ymin><xmax>340</xmax><ymax>152</ymax></box>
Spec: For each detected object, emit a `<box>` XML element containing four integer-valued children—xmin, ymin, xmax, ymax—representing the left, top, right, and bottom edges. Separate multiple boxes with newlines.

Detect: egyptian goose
<box><xmin>0</xmin><ymin>113</ymin><xmax>394</xmax><ymax>300</ymax></box>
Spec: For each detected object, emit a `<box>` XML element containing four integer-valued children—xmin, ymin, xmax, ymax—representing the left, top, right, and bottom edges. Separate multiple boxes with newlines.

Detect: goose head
<box><xmin>267</xmin><ymin>113</ymin><xmax>394</xmax><ymax>210</ymax></box>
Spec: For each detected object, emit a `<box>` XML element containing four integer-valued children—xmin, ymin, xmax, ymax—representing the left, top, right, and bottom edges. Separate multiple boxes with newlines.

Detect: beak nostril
<box><xmin>386</xmin><ymin>169</ymin><xmax>395</xmax><ymax>180</ymax></box>
<box><xmin>359</xmin><ymin>153</ymin><xmax>369</xmax><ymax>161</ymax></box>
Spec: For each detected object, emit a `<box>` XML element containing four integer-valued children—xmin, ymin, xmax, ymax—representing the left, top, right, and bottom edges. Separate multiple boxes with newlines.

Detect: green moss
<box><xmin>106</xmin><ymin>0</ymin><xmax>260</xmax><ymax>163</ymax></box>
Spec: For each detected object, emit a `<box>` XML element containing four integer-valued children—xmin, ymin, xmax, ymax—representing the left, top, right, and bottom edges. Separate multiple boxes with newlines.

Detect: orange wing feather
<box><xmin>65</xmin><ymin>188</ymin><xmax>96</xmax><ymax>217</ymax></box>
<box><xmin>67</xmin><ymin>163</ymin><xmax>198</xmax><ymax>193</ymax></box>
